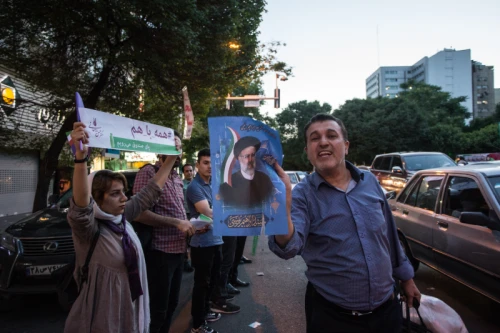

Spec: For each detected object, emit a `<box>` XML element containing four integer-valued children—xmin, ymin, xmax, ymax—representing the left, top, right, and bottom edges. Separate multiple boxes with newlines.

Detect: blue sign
<box><xmin>208</xmin><ymin>117</ymin><xmax>287</xmax><ymax>236</ymax></box>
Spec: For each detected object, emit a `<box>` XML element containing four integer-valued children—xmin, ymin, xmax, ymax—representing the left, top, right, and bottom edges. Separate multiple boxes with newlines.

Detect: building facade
<box><xmin>471</xmin><ymin>61</ymin><xmax>496</xmax><ymax>118</ymax></box>
<box><xmin>366</xmin><ymin>49</ymin><xmax>494</xmax><ymax>120</ymax></box>
<box><xmin>0</xmin><ymin>66</ymin><xmax>64</xmax><ymax>216</ymax></box>
<box><xmin>366</xmin><ymin>66</ymin><xmax>410</xmax><ymax>99</ymax></box>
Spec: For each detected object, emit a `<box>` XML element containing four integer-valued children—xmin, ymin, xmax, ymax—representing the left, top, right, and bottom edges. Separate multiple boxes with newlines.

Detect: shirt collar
<box><xmin>311</xmin><ymin>161</ymin><xmax>364</xmax><ymax>189</ymax></box>
<box><xmin>194</xmin><ymin>173</ymin><xmax>210</xmax><ymax>185</ymax></box>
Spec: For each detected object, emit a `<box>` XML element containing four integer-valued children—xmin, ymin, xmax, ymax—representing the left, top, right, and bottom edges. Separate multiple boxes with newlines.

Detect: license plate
<box><xmin>26</xmin><ymin>264</ymin><xmax>67</xmax><ymax>276</ymax></box>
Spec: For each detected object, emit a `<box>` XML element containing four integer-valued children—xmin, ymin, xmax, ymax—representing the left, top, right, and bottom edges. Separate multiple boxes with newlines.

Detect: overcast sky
<box><xmin>257</xmin><ymin>0</ymin><xmax>500</xmax><ymax>116</ymax></box>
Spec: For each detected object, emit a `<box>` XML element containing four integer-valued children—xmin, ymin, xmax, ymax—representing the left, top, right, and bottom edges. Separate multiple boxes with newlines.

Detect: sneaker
<box><xmin>221</xmin><ymin>294</ymin><xmax>234</xmax><ymax>301</ymax></box>
<box><xmin>191</xmin><ymin>324</ymin><xmax>218</xmax><ymax>333</ymax></box>
<box><xmin>205</xmin><ymin>311</ymin><xmax>222</xmax><ymax>322</ymax></box>
<box><xmin>211</xmin><ymin>301</ymin><xmax>240</xmax><ymax>314</ymax></box>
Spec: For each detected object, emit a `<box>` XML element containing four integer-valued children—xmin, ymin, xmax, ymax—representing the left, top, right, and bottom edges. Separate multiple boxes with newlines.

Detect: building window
<box><xmin>385</xmin><ymin>78</ymin><xmax>398</xmax><ymax>82</ymax></box>
<box><xmin>385</xmin><ymin>70</ymin><xmax>398</xmax><ymax>75</ymax></box>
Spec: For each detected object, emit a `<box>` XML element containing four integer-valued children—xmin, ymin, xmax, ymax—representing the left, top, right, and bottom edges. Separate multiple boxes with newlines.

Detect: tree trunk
<box><xmin>31</xmin><ymin>65</ymin><xmax>113</xmax><ymax>212</ymax></box>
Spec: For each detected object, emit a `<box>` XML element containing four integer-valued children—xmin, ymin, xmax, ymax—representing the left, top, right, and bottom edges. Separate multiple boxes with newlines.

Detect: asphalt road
<box><xmin>1</xmin><ymin>236</ymin><xmax>499</xmax><ymax>332</ymax></box>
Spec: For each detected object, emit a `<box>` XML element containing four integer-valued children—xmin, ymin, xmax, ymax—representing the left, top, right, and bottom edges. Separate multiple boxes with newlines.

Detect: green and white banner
<box><xmin>79</xmin><ymin>107</ymin><xmax>178</xmax><ymax>155</ymax></box>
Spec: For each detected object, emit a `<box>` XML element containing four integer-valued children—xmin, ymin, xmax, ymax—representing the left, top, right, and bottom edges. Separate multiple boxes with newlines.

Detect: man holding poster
<box><xmin>268</xmin><ymin>114</ymin><xmax>421</xmax><ymax>333</ymax></box>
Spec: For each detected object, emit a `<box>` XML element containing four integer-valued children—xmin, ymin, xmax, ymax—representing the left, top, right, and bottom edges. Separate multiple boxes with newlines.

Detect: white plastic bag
<box><xmin>402</xmin><ymin>294</ymin><xmax>468</xmax><ymax>333</ymax></box>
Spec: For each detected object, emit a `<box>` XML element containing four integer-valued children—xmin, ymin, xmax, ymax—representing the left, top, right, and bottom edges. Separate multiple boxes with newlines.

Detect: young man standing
<box><xmin>187</xmin><ymin>148</ymin><xmax>240</xmax><ymax>333</ymax></box>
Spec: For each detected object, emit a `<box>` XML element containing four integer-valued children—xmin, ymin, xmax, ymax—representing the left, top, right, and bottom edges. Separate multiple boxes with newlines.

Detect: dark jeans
<box><xmin>305</xmin><ymin>282</ymin><xmax>402</xmax><ymax>333</ymax></box>
<box><xmin>229</xmin><ymin>236</ymin><xmax>247</xmax><ymax>283</ymax></box>
<box><xmin>146</xmin><ymin>250</ymin><xmax>184</xmax><ymax>333</ymax></box>
<box><xmin>191</xmin><ymin>245</ymin><xmax>223</xmax><ymax>328</ymax></box>
<box><xmin>220</xmin><ymin>236</ymin><xmax>237</xmax><ymax>293</ymax></box>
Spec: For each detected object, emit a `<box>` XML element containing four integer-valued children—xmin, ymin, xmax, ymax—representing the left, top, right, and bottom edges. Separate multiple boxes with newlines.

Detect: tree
<box><xmin>275</xmin><ymin>100</ymin><xmax>332</xmax><ymax>170</ymax></box>
<box><xmin>0</xmin><ymin>0</ymin><xmax>290</xmax><ymax>211</ymax></box>
<box><xmin>334</xmin><ymin>82</ymin><xmax>470</xmax><ymax>164</ymax></box>
<box><xmin>182</xmin><ymin>80</ymin><xmax>278</xmax><ymax>162</ymax></box>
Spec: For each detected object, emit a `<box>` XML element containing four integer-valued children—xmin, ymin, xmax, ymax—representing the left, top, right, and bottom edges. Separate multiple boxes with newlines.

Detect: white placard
<box><xmin>78</xmin><ymin>107</ymin><xmax>179</xmax><ymax>155</ymax></box>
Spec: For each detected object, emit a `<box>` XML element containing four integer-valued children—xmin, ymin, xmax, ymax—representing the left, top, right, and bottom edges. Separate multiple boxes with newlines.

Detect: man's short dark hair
<box><xmin>303</xmin><ymin>113</ymin><xmax>348</xmax><ymax>144</ymax></box>
<box><xmin>182</xmin><ymin>163</ymin><xmax>193</xmax><ymax>172</ymax></box>
<box><xmin>174</xmin><ymin>130</ymin><xmax>182</xmax><ymax>139</ymax></box>
<box><xmin>197</xmin><ymin>148</ymin><xmax>210</xmax><ymax>162</ymax></box>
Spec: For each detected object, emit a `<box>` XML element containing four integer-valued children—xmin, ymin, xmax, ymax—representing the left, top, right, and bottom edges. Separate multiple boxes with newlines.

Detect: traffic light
<box><xmin>1</xmin><ymin>76</ymin><xmax>19</xmax><ymax>116</ymax></box>
<box><xmin>274</xmin><ymin>88</ymin><xmax>280</xmax><ymax>108</ymax></box>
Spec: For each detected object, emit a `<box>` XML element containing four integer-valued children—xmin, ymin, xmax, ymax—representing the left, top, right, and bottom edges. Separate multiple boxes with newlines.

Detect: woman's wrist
<box><xmin>74</xmin><ymin>155</ymin><xmax>89</xmax><ymax>163</ymax></box>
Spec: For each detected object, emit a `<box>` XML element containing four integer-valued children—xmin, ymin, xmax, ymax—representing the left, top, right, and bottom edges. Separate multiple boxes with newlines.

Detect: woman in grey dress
<box><xmin>65</xmin><ymin>121</ymin><xmax>181</xmax><ymax>333</ymax></box>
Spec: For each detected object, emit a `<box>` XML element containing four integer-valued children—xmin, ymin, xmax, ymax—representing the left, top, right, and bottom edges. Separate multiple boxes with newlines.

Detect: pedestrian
<box><xmin>182</xmin><ymin>163</ymin><xmax>195</xmax><ymax>272</ymax></box>
<box><xmin>64</xmin><ymin>121</ymin><xmax>181</xmax><ymax>333</ymax></box>
<box><xmin>268</xmin><ymin>114</ymin><xmax>421</xmax><ymax>333</ymax></box>
<box><xmin>228</xmin><ymin>236</ymin><xmax>251</xmax><ymax>290</ymax></box>
<box><xmin>187</xmin><ymin>148</ymin><xmax>240</xmax><ymax>333</ymax></box>
<box><xmin>133</xmin><ymin>132</ymin><xmax>196</xmax><ymax>333</ymax></box>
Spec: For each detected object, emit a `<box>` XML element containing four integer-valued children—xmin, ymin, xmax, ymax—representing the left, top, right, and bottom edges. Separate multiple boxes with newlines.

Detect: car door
<box><xmin>372</xmin><ymin>156</ymin><xmax>393</xmax><ymax>190</ymax></box>
<box><xmin>433</xmin><ymin>174</ymin><xmax>500</xmax><ymax>302</ymax></box>
<box><xmin>392</xmin><ymin>174</ymin><xmax>444</xmax><ymax>266</ymax></box>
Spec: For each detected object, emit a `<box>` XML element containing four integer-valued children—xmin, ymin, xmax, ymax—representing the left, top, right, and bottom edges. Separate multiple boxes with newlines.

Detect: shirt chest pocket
<box><xmin>363</xmin><ymin>202</ymin><xmax>386</xmax><ymax>232</ymax></box>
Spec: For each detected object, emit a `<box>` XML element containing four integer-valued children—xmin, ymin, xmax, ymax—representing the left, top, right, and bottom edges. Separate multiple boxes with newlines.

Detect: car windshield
<box><xmin>487</xmin><ymin>176</ymin><xmax>500</xmax><ymax>204</ymax></box>
<box><xmin>287</xmin><ymin>173</ymin><xmax>299</xmax><ymax>184</ymax></box>
<box><xmin>296</xmin><ymin>172</ymin><xmax>307</xmax><ymax>181</ymax></box>
<box><xmin>404</xmin><ymin>154</ymin><xmax>456</xmax><ymax>171</ymax></box>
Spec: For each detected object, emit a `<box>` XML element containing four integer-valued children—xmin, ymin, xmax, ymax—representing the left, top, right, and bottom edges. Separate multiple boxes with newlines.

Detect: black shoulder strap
<box><xmin>80</xmin><ymin>225</ymin><xmax>101</xmax><ymax>285</ymax></box>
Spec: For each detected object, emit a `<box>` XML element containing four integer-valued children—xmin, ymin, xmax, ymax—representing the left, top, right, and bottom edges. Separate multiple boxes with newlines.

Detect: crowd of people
<box><xmin>67</xmin><ymin>123</ymin><xmax>253</xmax><ymax>333</ymax></box>
<box><xmin>67</xmin><ymin>113</ymin><xmax>421</xmax><ymax>333</ymax></box>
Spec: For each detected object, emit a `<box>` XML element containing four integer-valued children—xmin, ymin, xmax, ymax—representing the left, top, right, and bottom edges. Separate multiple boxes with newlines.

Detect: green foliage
<box><xmin>275</xmin><ymin>100</ymin><xmax>332</xmax><ymax>170</ymax></box>
<box><xmin>274</xmin><ymin>83</ymin><xmax>500</xmax><ymax>169</ymax></box>
<box><xmin>0</xmin><ymin>0</ymin><xmax>291</xmax><ymax>211</ymax></box>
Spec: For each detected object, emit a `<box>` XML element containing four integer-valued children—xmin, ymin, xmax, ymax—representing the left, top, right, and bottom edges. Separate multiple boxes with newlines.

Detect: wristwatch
<box><xmin>74</xmin><ymin>155</ymin><xmax>89</xmax><ymax>163</ymax></box>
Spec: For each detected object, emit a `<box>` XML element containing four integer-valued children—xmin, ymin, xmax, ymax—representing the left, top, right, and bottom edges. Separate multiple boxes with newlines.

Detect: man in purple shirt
<box><xmin>269</xmin><ymin>114</ymin><xmax>421</xmax><ymax>333</ymax></box>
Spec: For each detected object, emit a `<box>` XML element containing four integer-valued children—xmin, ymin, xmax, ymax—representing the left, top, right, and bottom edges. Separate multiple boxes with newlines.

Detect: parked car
<box><xmin>0</xmin><ymin>169</ymin><xmax>138</xmax><ymax>309</ymax></box>
<box><xmin>285</xmin><ymin>171</ymin><xmax>308</xmax><ymax>189</ymax></box>
<box><xmin>390</xmin><ymin>164</ymin><xmax>500</xmax><ymax>303</ymax></box>
<box><xmin>370</xmin><ymin>152</ymin><xmax>456</xmax><ymax>192</ymax></box>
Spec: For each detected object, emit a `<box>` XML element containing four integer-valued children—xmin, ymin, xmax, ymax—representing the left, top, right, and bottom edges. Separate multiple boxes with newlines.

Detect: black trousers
<box><xmin>146</xmin><ymin>250</ymin><xmax>184</xmax><ymax>333</ymax></box>
<box><xmin>305</xmin><ymin>282</ymin><xmax>402</xmax><ymax>333</ymax></box>
<box><xmin>220</xmin><ymin>236</ymin><xmax>237</xmax><ymax>293</ymax></box>
<box><xmin>229</xmin><ymin>236</ymin><xmax>247</xmax><ymax>283</ymax></box>
<box><xmin>191</xmin><ymin>245</ymin><xmax>223</xmax><ymax>328</ymax></box>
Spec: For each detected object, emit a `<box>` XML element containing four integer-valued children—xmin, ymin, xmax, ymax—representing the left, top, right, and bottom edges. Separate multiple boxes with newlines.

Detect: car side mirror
<box><xmin>385</xmin><ymin>190</ymin><xmax>396</xmax><ymax>200</ymax></box>
<box><xmin>460</xmin><ymin>212</ymin><xmax>500</xmax><ymax>231</ymax></box>
<box><xmin>392</xmin><ymin>166</ymin><xmax>403</xmax><ymax>174</ymax></box>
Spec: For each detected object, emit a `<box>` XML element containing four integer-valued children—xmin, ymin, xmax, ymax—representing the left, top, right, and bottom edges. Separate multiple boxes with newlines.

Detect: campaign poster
<box><xmin>208</xmin><ymin>117</ymin><xmax>287</xmax><ymax>236</ymax></box>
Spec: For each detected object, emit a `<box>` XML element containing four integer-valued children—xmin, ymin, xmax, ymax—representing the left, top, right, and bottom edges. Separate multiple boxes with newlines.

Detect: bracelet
<box><xmin>74</xmin><ymin>155</ymin><xmax>89</xmax><ymax>163</ymax></box>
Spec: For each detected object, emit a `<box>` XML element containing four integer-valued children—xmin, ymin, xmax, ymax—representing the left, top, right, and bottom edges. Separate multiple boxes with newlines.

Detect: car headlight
<box><xmin>0</xmin><ymin>232</ymin><xmax>17</xmax><ymax>252</ymax></box>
